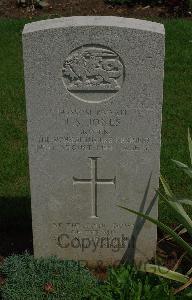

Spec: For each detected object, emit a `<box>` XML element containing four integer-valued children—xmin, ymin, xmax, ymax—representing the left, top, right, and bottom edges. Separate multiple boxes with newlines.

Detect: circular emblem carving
<box><xmin>62</xmin><ymin>45</ymin><xmax>125</xmax><ymax>103</ymax></box>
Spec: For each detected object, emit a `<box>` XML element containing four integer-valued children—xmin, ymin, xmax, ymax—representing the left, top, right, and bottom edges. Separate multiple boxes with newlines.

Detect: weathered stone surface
<box><xmin>23</xmin><ymin>16</ymin><xmax>165</xmax><ymax>266</ymax></box>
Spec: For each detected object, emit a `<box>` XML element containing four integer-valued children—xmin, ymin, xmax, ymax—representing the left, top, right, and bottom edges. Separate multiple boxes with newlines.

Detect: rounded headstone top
<box><xmin>23</xmin><ymin>16</ymin><xmax>165</xmax><ymax>35</ymax></box>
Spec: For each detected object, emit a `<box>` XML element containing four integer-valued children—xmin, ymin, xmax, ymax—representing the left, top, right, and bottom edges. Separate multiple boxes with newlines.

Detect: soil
<box><xmin>0</xmin><ymin>0</ymin><xmax>191</xmax><ymax>19</ymax></box>
<box><xmin>0</xmin><ymin>229</ymin><xmax>33</xmax><ymax>257</ymax></box>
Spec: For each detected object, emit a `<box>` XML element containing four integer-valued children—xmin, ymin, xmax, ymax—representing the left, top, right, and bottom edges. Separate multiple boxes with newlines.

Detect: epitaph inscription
<box><xmin>23</xmin><ymin>17</ymin><xmax>165</xmax><ymax>265</ymax></box>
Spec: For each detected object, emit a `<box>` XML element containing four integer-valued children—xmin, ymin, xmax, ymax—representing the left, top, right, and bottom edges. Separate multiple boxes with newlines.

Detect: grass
<box><xmin>0</xmin><ymin>254</ymin><xmax>192</xmax><ymax>299</ymax></box>
<box><xmin>0</xmin><ymin>19</ymin><xmax>31</xmax><ymax>230</ymax></box>
<box><xmin>91</xmin><ymin>263</ymin><xmax>192</xmax><ymax>299</ymax></box>
<box><xmin>160</xmin><ymin>19</ymin><xmax>192</xmax><ymax>223</ymax></box>
<box><xmin>0</xmin><ymin>19</ymin><xmax>28</xmax><ymax>197</ymax></box>
<box><xmin>0</xmin><ymin>18</ymin><xmax>192</xmax><ymax>229</ymax></box>
<box><xmin>0</xmin><ymin>254</ymin><xmax>97</xmax><ymax>300</ymax></box>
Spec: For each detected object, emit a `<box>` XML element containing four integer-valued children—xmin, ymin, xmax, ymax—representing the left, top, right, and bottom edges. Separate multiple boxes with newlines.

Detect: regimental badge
<box><xmin>62</xmin><ymin>45</ymin><xmax>125</xmax><ymax>103</ymax></box>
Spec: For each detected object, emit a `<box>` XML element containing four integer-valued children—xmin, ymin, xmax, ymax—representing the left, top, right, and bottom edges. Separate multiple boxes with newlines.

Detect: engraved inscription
<box><xmin>57</xmin><ymin>233</ymin><xmax>130</xmax><ymax>253</ymax></box>
<box><xmin>62</xmin><ymin>45</ymin><xmax>125</xmax><ymax>102</ymax></box>
<box><xmin>73</xmin><ymin>157</ymin><xmax>116</xmax><ymax>218</ymax></box>
<box><xmin>53</xmin><ymin>222</ymin><xmax>133</xmax><ymax>235</ymax></box>
<box><xmin>52</xmin><ymin>222</ymin><xmax>133</xmax><ymax>253</ymax></box>
<box><xmin>36</xmin><ymin>135</ymin><xmax>151</xmax><ymax>153</ymax></box>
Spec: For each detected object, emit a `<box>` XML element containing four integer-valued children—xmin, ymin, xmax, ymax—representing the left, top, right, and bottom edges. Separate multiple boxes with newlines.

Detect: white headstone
<box><xmin>23</xmin><ymin>17</ymin><xmax>165</xmax><ymax>266</ymax></box>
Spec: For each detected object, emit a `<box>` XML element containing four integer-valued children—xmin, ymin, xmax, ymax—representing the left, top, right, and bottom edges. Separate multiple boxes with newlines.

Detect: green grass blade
<box><xmin>119</xmin><ymin>206</ymin><xmax>192</xmax><ymax>258</ymax></box>
<box><xmin>188</xmin><ymin>128</ymin><xmax>192</xmax><ymax>165</ymax></box>
<box><xmin>172</xmin><ymin>160</ymin><xmax>189</xmax><ymax>169</ymax></box>
<box><xmin>158</xmin><ymin>190</ymin><xmax>192</xmax><ymax>238</ymax></box>
<box><xmin>172</xmin><ymin>160</ymin><xmax>192</xmax><ymax>179</ymax></box>
<box><xmin>159</xmin><ymin>177</ymin><xmax>192</xmax><ymax>236</ymax></box>
<box><xmin>177</xmin><ymin>199</ymin><xmax>192</xmax><ymax>206</ymax></box>
<box><xmin>139</xmin><ymin>264</ymin><xmax>189</xmax><ymax>283</ymax></box>
<box><xmin>187</xmin><ymin>266</ymin><xmax>192</xmax><ymax>276</ymax></box>
<box><xmin>160</xmin><ymin>175</ymin><xmax>174</xmax><ymax>198</ymax></box>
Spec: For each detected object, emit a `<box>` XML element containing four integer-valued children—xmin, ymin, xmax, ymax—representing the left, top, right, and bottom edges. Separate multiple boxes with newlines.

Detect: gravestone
<box><xmin>23</xmin><ymin>16</ymin><xmax>165</xmax><ymax>266</ymax></box>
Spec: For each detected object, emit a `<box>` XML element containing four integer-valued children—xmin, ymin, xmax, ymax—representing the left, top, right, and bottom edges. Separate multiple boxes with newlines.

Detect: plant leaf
<box><xmin>38</xmin><ymin>0</ymin><xmax>49</xmax><ymax>7</ymax></box>
<box><xmin>188</xmin><ymin>128</ymin><xmax>192</xmax><ymax>165</ymax></box>
<box><xmin>139</xmin><ymin>264</ymin><xmax>189</xmax><ymax>283</ymax></box>
<box><xmin>177</xmin><ymin>199</ymin><xmax>192</xmax><ymax>206</ymax></box>
<box><xmin>187</xmin><ymin>266</ymin><xmax>192</xmax><ymax>276</ymax></box>
<box><xmin>172</xmin><ymin>160</ymin><xmax>189</xmax><ymax>169</ymax></box>
<box><xmin>119</xmin><ymin>205</ymin><xmax>192</xmax><ymax>258</ymax></box>
<box><xmin>160</xmin><ymin>175</ymin><xmax>174</xmax><ymax>198</ymax></box>
<box><xmin>172</xmin><ymin>159</ymin><xmax>192</xmax><ymax>179</ymax></box>
<box><xmin>177</xmin><ymin>228</ymin><xmax>187</xmax><ymax>236</ymax></box>
<box><xmin>174</xmin><ymin>277</ymin><xmax>192</xmax><ymax>295</ymax></box>
<box><xmin>158</xmin><ymin>190</ymin><xmax>192</xmax><ymax>238</ymax></box>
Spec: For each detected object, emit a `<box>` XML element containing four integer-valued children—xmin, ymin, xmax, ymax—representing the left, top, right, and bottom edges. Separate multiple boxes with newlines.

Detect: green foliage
<box><xmin>0</xmin><ymin>254</ymin><xmax>97</xmax><ymax>300</ymax></box>
<box><xmin>120</xmin><ymin>130</ymin><xmax>192</xmax><ymax>293</ymax></box>
<box><xmin>140</xmin><ymin>264</ymin><xmax>189</xmax><ymax>284</ymax></box>
<box><xmin>0</xmin><ymin>255</ymin><xmax>192</xmax><ymax>300</ymax></box>
<box><xmin>17</xmin><ymin>0</ymin><xmax>48</xmax><ymax>8</ymax></box>
<box><xmin>91</xmin><ymin>265</ymin><xmax>191</xmax><ymax>299</ymax></box>
<box><xmin>160</xmin><ymin>19</ymin><xmax>192</xmax><ymax>224</ymax></box>
<box><xmin>186</xmin><ymin>0</ymin><xmax>192</xmax><ymax>10</ymax></box>
<box><xmin>105</xmin><ymin>0</ymin><xmax>164</xmax><ymax>5</ymax></box>
<box><xmin>105</xmin><ymin>0</ymin><xmax>190</xmax><ymax>9</ymax></box>
<box><xmin>105</xmin><ymin>0</ymin><xmax>133</xmax><ymax>4</ymax></box>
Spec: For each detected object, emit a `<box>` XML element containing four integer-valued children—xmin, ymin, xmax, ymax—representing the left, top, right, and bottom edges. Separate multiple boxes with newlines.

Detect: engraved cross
<box><xmin>73</xmin><ymin>157</ymin><xmax>116</xmax><ymax>218</ymax></box>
